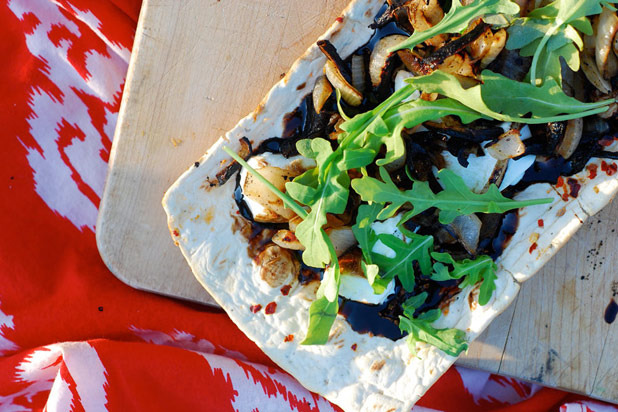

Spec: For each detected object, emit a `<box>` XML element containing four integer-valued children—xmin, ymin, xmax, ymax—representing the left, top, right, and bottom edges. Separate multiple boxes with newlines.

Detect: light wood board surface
<box><xmin>96</xmin><ymin>0</ymin><xmax>618</xmax><ymax>403</ymax></box>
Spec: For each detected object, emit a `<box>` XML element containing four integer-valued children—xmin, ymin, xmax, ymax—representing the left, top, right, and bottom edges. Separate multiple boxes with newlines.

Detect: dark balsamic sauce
<box><xmin>298</xmin><ymin>262</ymin><xmax>322</xmax><ymax>285</ymax></box>
<box><xmin>365</xmin><ymin>21</ymin><xmax>410</xmax><ymax>52</ymax></box>
<box><xmin>233</xmin><ymin>2</ymin><xmax>618</xmax><ymax>342</ymax></box>
<box><xmin>604</xmin><ymin>299</ymin><xmax>617</xmax><ymax>324</ymax></box>
<box><xmin>491</xmin><ymin>212</ymin><xmax>519</xmax><ymax>260</ymax></box>
<box><xmin>339</xmin><ymin>297</ymin><xmax>403</xmax><ymax>340</ymax></box>
<box><xmin>234</xmin><ymin>172</ymin><xmax>255</xmax><ymax>222</ymax></box>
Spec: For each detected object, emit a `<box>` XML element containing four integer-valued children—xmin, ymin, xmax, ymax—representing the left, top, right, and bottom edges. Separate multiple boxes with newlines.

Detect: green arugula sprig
<box><xmin>351</xmin><ymin>210</ymin><xmax>497</xmax><ymax>355</ymax></box>
<box><xmin>372</xmin><ymin>229</ymin><xmax>434</xmax><ymax>292</ymax></box>
<box><xmin>285</xmin><ymin>87</ymin><xmax>485</xmax><ymax>270</ymax></box>
<box><xmin>399</xmin><ymin>292</ymin><xmax>468</xmax><ymax>357</ymax></box>
<box><xmin>506</xmin><ymin>0</ymin><xmax>615</xmax><ymax>85</ymax></box>
<box><xmin>222</xmin><ymin>146</ymin><xmax>340</xmax><ymax>345</ymax></box>
<box><xmin>287</xmin><ymin>68</ymin><xmax>609</xmax><ymax>272</ymax></box>
<box><xmin>352</xmin><ymin>167</ymin><xmax>552</xmax><ymax>225</ymax></box>
<box><xmin>430</xmin><ymin>253</ymin><xmax>498</xmax><ymax>305</ymax></box>
<box><xmin>405</xmin><ymin>70</ymin><xmax>614</xmax><ymax>122</ymax></box>
<box><xmin>388</xmin><ymin>0</ymin><xmax>520</xmax><ymax>53</ymax></box>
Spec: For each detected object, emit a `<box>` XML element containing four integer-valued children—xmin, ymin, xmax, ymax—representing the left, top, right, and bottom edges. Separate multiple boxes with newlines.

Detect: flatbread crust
<box><xmin>163</xmin><ymin>1</ymin><xmax>618</xmax><ymax>410</ymax></box>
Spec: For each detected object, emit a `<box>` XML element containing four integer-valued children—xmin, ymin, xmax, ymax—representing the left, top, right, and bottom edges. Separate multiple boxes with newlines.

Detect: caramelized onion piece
<box><xmin>407</xmin><ymin>0</ymin><xmax>447</xmax><ymax>48</ymax></box>
<box><xmin>398</xmin><ymin>49</ymin><xmax>432</xmax><ymax>75</ymax></box>
<box><xmin>598</xmin><ymin>103</ymin><xmax>618</xmax><ymax>119</ymax></box>
<box><xmin>582</xmin><ymin>53</ymin><xmax>612</xmax><ymax>94</ymax></box>
<box><xmin>437</xmin><ymin>53</ymin><xmax>476</xmax><ymax>78</ymax></box>
<box><xmin>288</xmin><ymin>215</ymin><xmax>303</xmax><ymax>232</ymax></box>
<box><xmin>325</xmin><ymin>226</ymin><xmax>357</xmax><ymax>257</ymax></box>
<box><xmin>243</xmin><ymin>166</ymin><xmax>297</xmax><ymax>223</ymax></box>
<box><xmin>556</xmin><ymin>118</ymin><xmax>583</xmax><ymax>159</ymax></box>
<box><xmin>483</xmin><ymin>159</ymin><xmax>508</xmax><ymax>192</ymax></box>
<box><xmin>596</xmin><ymin>7</ymin><xmax>618</xmax><ymax>79</ymax></box>
<box><xmin>467</xmin><ymin>25</ymin><xmax>494</xmax><ymax>62</ymax></box>
<box><xmin>256</xmin><ymin>245</ymin><xmax>300</xmax><ymax>288</ymax></box>
<box><xmin>312</xmin><ymin>76</ymin><xmax>333</xmax><ymax>114</ymax></box>
<box><xmin>272</xmin><ymin>230</ymin><xmax>304</xmax><ymax>251</ymax></box>
<box><xmin>281</xmin><ymin>225</ymin><xmax>355</xmax><ymax>257</ymax></box>
<box><xmin>449</xmin><ymin>214</ymin><xmax>482</xmax><ymax>255</ymax></box>
<box><xmin>480</xmin><ymin>29</ymin><xmax>507</xmax><ymax>68</ymax></box>
<box><xmin>486</xmin><ymin>129</ymin><xmax>526</xmax><ymax>160</ymax></box>
<box><xmin>324</xmin><ymin>60</ymin><xmax>362</xmax><ymax>106</ymax></box>
<box><xmin>351</xmin><ymin>54</ymin><xmax>366</xmax><ymax>93</ymax></box>
<box><xmin>370</xmin><ymin>35</ymin><xmax>409</xmax><ymax>87</ymax></box>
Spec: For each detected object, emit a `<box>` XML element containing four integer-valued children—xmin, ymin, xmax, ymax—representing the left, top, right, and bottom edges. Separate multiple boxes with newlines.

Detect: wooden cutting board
<box><xmin>97</xmin><ymin>0</ymin><xmax>618</xmax><ymax>403</ymax></box>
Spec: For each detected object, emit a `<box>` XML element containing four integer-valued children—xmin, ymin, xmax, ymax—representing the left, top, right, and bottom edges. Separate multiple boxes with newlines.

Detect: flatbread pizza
<box><xmin>163</xmin><ymin>0</ymin><xmax>618</xmax><ymax>410</ymax></box>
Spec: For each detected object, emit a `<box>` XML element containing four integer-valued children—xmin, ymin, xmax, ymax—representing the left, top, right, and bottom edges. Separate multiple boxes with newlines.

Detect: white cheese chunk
<box><xmin>394</xmin><ymin>70</ymin><xmax>420</xmax><ymax>102</ymax></box>
<box><xmin>519</xmin><ymin>125</ymin><xmax>532</xmax><ymax>140</ymax></box>
<box><xmin>338</xmin><ymin>215</ymin><xmax>404</xmax><ymax>305</ymax></box>
<box><xmin>370</xmin><ymin>215</ymin><xmax>404</xmax><ymax>258</ymax></box>
<box><xmin>440</xmin><ymin>149</ymin><xmax>498</xmax><ymax>193</ymax></box>
<box><xmin>239</xmin><ymin>153</ymin><xmax>315</xmax><ymax>218</ymax></box>
<box><xmin>339</xmin><ymin>271</ymin><xmax>396</xmax><ymax>305</ymax></box>
<box><xmin>499</xmin><ymin>154</ymin><xmax>536</xmax><ymax>191</ymax></box>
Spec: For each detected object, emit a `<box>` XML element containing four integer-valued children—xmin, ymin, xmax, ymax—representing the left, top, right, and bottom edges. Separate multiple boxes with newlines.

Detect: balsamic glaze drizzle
<box><xmin>233</xmin><ymin>3</ymin><xmax>618</xmax><ymax>340</ymax></box>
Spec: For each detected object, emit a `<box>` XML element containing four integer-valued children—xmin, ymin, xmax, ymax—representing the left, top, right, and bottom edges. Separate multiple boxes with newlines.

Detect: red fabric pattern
<box><xmin>0</xmin><ymin>0</ymin><xmax>616</xmax><ymax>411</ymax></box>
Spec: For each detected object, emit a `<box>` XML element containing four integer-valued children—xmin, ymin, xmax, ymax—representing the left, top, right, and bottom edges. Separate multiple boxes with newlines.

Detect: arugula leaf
<box><xmin>388</xmin><ymin>0</ymin><xmax>520</xmax><ymax>53</ymax></box>
<box><xmin>506</xmin><ymin>0</ymin><xmax>609</xmax><ymax>85</ymax></box>
<box><xmin>222</xmin><ymin>147</ymin><xmax>308</xmax><ymax>219</ymax></box>
<box><xmin>351</xmin><ymin>203</ymin><xmax>382</xmax><ymax>264</ymax></box>
<box><xmin>351</xmin><ymin>167</ymin><xmax>552</xmax><ymax>225</ymax></box>
<box><xmin>222</xmin><ymin>146</ymin><xmax>341</xmax><ymax>345</ymax></box>
<box><xmin>286</xmin><ymin>139</ymin><xmax>351</xmax><ymax>268</ymax></box>
<box><xmin>301</xmin><ymin>236</ymin><xmax>341</xmax><ymax>345</ymax></box>
<box><xmin>371</xmin><ymin>230</ymin><xmax>434</xmax><ymax>291</ymax></box>
<box><xmin>351</xmin><ymin>203</ymin><xmax>394</xmax><ymax>294</ymax></box>
<box><xmin>399</xmin><ymin>292</ymin><xmax>468</xmax><ymax>357</ymax></box>
<box><xmin>285</xmin><ymin>86</ymin><xmax>485</xmax><ymax>269</ymax></box>
<box><xmin>406</xmin><ymin>70</ymin><xmax>614</xmax><ymax>123</ymax></box>
<box><xmin>352</xmin><ymin>204</ymin><xmax>433</xmax><ymax>293</ymax></box>
<box><xmin>431</xmin><ymin>253</ymin><xmax>498</xmax><ymax>305</ymax></box>
<box><xmin>301</xmin><ymin>297</ymin><xmax>338</xmax><ymax>345</ymax></box>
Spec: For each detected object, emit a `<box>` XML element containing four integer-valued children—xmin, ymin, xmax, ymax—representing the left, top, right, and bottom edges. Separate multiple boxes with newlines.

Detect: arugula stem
<box><xmin>223</xmin><ymin>146</ymin><xmax>308</xmax><ymax>219</ymax></box>
<box><xmin>501</xmin><ymin>106</ymin><xmax>611</xmax><ymax>124</ymax></box>
<box><xmin>529</xmin><ymin>23</ymin><xmax>560</xmax><ymax>85</ymax></box>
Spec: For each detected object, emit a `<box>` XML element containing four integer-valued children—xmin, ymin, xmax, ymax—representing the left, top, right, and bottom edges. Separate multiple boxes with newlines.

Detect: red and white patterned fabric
<box><xmin>0</xmin><ymin>1</ymin><xmax>616</xmax><ymax>410</ymax></box>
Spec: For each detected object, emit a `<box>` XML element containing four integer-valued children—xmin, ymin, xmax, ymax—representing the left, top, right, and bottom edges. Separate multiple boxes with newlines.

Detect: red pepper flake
<box><xmin>172</xmin><ymin>229</ymin><xmax>180</xmax><ymax>237</ymax></box>
<box><xmin>250</xmin><ymin>304</ymin><xmax>262</xmax><ymax>313</ymax></box>
<box><xmin>529</xmin><ymin>243</ymin><xmax>538</xmax><ymax>254</ymax></box>
<box><xmin>587</xmin><ymin>164</ymin><xmax>598</xmax><ymax>179</ymax></box>
<box><xmin>561</xmin><ymin>192</ymin><xmax>569</xmax><ymax>201</ymax></box>
<box><xmin>556</xmin><ymin>176</ymin><xmax>564</xmax><ymax>187</ymax></box>
<box><xmin>265</xmin><ymin>302</ymin><xmax>277</xmax><ymax>315</ymax></box>
<box><xmin>601</xmin><ymin>160</ymin><xmax>618</xmax><ymax>176</ymax></box>
<box><xmin>351</xmin><ymin>344</ymin><xmax>357</xmax><ymax>351</ymax></box>
<box><xmin>284</xmin><ymin>334</ymin><xmax>294</xmax><ymax>342</ymax></box>
<box><xmin>280</xmin><ymin>285</ymin><xmax>291</xmax><ymax>296</ymax></box>
<box><xmin>598</xmin><ymin>135</ymin><xmax>616</xmax><ymax>147</ymax></box>
<box><xmin>566</xmin><ymin>178</ymin><xmax>581</xmax><ymax>198</ymax></box>
<box><xmin>336</xmin><ymin>16</ymin><xmax>344</xmax><ymax>23</ymax></box>
<box><xmin>537</xmin><ymin>219</ymin><xmax>544</xmax><ymax>227</ymax></box>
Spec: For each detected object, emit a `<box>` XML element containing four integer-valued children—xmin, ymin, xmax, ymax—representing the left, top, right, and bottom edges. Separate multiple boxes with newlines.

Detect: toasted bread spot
<box><xmin>253</xmin><ymin>102</ymin><xmax>266</xmax><ymax>120</ymax></box>
<box><xmin>204</xmin><ymin>208</ymin><xmax>214</xmax><ymax>224</ymax></box>
<box><xmin>371</xmin><ymin>360</ymin><xmax>386</xmax><ymax>371</ymax></box>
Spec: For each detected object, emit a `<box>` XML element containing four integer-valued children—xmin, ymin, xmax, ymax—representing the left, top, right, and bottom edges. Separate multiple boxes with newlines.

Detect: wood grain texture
<box><xmin>97</xmin><ymin>0</ymin><xmax>618</xmax><ymax>402</ymax></box>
